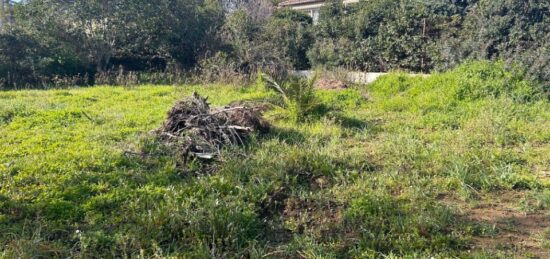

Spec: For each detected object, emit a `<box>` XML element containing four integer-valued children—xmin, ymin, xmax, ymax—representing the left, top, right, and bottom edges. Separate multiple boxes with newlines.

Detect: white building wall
<box><xmin>282</xmin><ymin>0</ymin><xmax>359</xmax><ymax>24</ymax></box>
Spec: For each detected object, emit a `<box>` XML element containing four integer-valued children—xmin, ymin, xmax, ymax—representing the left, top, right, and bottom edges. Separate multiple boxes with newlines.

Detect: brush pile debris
<box><xmin>157</xmin><ymin>92</ymin><xmax>269</xmax><ymax>161</ymax></box>
<box><xmin>314</xmin><ymin>78</ymin><xmax>348</xmax><ymax>90</ymax></box>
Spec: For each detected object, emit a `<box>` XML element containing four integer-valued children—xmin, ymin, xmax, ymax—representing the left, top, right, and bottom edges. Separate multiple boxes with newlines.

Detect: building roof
<box><xmin>279</xmin><ymin>0</ymin><xmax>325</xmax><ymax>7</ymax></box>
<box><xmin>279</xmin><ymin>0</ymin><xmax>359</xmax><ymax>7</ymax></box>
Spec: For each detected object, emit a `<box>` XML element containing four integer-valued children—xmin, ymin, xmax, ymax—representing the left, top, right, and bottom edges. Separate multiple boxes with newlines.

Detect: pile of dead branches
<box><xmin>157</xmin><ymin>92</ymin><xmax>269</xmax><ymax>161</ymax></box>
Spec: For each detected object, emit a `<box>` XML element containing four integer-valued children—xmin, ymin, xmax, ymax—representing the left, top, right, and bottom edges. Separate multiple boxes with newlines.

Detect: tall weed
<box><xmin>259</xmin><ymin>73</ymin><xmax>319</xmax><ymax>122</ymax></box>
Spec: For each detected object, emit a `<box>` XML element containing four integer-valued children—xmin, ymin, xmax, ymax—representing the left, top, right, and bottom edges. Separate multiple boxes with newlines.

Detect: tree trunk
<box><xmin>7</xmin><ymin>0</ymin><xmax>12</xmax><ymax>25</ymax></box>
<box><xmin>0</xmin><ymin>0</ymin><xmax>6</xmax><ymax>31</ymax></box>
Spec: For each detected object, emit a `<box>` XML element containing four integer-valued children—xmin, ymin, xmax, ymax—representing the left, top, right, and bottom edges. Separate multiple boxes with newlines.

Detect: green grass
<box><xmin>1</xmin><ymin>62</ymin><xmax>550</xmax><ymax>258</ymax></box>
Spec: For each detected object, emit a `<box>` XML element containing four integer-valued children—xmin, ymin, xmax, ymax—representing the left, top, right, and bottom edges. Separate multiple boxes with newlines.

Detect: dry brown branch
<box><xmin>156</xmin><ymin>92</ymin><xmax>269</xmax><ymax>162</ymax></box>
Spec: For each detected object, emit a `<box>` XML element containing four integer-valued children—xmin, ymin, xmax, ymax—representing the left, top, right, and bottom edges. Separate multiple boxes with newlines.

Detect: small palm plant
<box><xmin>259</xmin><ymin>72</ymin><xmax>319</xmax><ymax>123</ymax></box>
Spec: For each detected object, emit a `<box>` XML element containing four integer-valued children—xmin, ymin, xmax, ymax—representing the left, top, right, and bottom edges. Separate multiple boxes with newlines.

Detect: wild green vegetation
<box><xmin>1</xmin><ymin>62</ymin><xmax>549</xmax><ymax>257</ymax></box>
<box><xmin>1</xmin><ymin>0</ymin><xmax>548</xmax><ymax>89</ymax></box>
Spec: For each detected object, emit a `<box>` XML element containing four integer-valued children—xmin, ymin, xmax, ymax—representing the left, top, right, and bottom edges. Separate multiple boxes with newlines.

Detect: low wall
<box><xmin>292</xmin><ymin>70</ymin><xmax>428</xmax><ymax>85</ymax></box>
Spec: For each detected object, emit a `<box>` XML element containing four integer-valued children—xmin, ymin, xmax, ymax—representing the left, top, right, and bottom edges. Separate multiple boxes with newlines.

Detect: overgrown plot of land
<box><xmin>1</xmin><ymin>63</ymin><xmax>550</xmax><ymax>257</ymax></box>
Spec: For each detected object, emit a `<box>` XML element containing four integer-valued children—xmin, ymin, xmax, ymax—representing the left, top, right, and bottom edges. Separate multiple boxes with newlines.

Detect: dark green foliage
<box><xmin>309</xmin><ymin>0</ymin><xmax>465</xmax><ymax>73</ymax></box>
<box><xmin>1</xmin><ymin>0</ymin><xmax>225</xmax><ymax>88</ymax></box>
<box><xmin>1</xmin><ymin>0</ymin><xmax>548</xmax><ymax>92</ymax></box>
<box><xmin>458</xmin><ymin>0</ymin><xmax>549</xmax><ymax>60</ymax></box>
<box><xmin>264</xmin><ymin>9</ymin><xmax>314</xmax><ymax>70</ymax></box>
<box><xmin>454</xmin><ymin>0</ymin><xmax>550</xmax><ymax>88</ymax></box>
<box><xmin>206</xmin><ymin>10</ymin><xmax>290</xmax><ymax>80</ymax></box>
<box><xmin>0</xmin><ymin>31</ymin><xmax>90</xmax><ymax>88</ymax></box>
<box><xmin>315</xmin><ymin>0</ymin><xmax>351</xmax><ymax>39</ymax></box>
<box><xmin>307</xmin><ymin>0</ymin><xmax>548</xmax><ymax>91</ymax></box>
<box><xmin>273</xmin><ymin>8</ymin><xmax>313</xmax><ymax>24</ymax></box>
<box><xmin>0</xmin><ymin>32</ymin><xmax>44</xmax><ymax>87</ymax></box>
<box><xmin>201</xmin><ymin>8</ymin><xmax>313</xmax><ymax>81</ymax></box>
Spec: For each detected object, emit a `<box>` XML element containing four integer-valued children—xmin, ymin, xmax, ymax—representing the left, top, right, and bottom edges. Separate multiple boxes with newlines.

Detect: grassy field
<box><xmin>1</xmin><ymin>62</ymin><xmax>550</xmax><ymax>258</ymax></box>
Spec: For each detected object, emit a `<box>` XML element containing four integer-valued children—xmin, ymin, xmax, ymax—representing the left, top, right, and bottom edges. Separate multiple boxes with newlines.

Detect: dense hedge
<box><xmin>308</xmin><ymin>0</ymin><xmax>549</xmax><ymax>87</ymax></box>
<box><xmin>0</xmin><ymin>0</ymin><xmax>548</xmax><ymax>89</ymax></box>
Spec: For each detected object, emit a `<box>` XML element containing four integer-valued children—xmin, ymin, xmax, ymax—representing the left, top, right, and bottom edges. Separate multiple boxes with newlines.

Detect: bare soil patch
<box><xmin>314</xmin><ymin>78</ymin><xmax>348</xmax><ymax>90</ymax></box>
<box><xmin>445</xmin><ymin>192</ymin><xmax>550</xmax><ymax>258</ymax></box>
<box><xmin>283</xmin><ymin>197</ymin><xmax>344</xmax><ymax>239</ymax></box>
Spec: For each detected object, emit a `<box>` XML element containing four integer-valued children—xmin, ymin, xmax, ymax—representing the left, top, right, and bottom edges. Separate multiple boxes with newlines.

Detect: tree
<box><xmin>0</xmin><ymin>0</ymin><xmax>5</xmax><ymax>31</ymax></box>
<box><xmin>0</xmin><ymin>0</ymin><xmax>13</xmax><ymax>31</ymax></box>
<box><xmin>264</xmin><ymin>9</ymin><xmax>314</xmax><ymax>69</ymax></box>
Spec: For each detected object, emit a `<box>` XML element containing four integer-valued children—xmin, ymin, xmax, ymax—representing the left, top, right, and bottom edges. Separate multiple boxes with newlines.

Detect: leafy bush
<box><xmin>3</xmin><ymin>0</ymin><xmax>225</xmax><ymax>88</ymax></box>
<box><xmin>307</xmin><ymin>0</ymin><xmax>548</xmax><ymax>90</ymax></box>
<box><xmin>4</xmin><ymin>0</ymin><xmax>549</xmax><ymax>90</ymax></box>
<box><xmin>264</xmin><ymin>9</ymin><xmax>314</xmax><ymax>70</ymax></box>
<box><xmin>216</xmin><ymin>10</ymin><xmax>291</xmax><ymax>81</ymax></box>
<box><xmin>308</xmin><ymin>0</ymin><xmax>464</xmax><ymax>73</ymax></box>
<box><xmin>442</xmin><ymin>0</ymin><xmax>550</xmax><ymax>89</ymax></box>
<box><xmin>0</xmin><ymin>31</ymin><xmax>90</xmax><ymax>89</ymax></box>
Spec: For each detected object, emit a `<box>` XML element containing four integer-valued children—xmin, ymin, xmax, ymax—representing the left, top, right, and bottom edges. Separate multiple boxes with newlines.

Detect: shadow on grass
<box><xmin>335</xmin><ymin>115</ymin><xmax>369</xmax><ymax>130</ymax></box>
<box><xmin>262</xmin><ymin>127</ymin><xmax>307</xmax><ymax>145</ymax></box>
<box><xmin>328</xmin><ymin>113</ymin><xmax>384</xmax><ymax>135</ymax></box>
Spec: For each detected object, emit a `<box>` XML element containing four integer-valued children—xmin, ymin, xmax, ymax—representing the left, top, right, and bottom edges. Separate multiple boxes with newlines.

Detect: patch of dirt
<box><xmin>257</xmin><ymin>188</ymin><xmax>293</xmax><ymax>246</ymax></box>
<box><xmin>314</xmin><ymin>78</ymin><xmax>348</xmax><ymax>90</ymax></box>
<box><xmin>228</xmin><ymin>100</ymin><xmax>272</xmax><ymax>113</ymax></box>
<box><xmin>283</xmin><ymin>197</ymin><xmax>344</xmax><ymax>239</ymax></box>
<box><xmin>444</xmin><ymin>192</ymin><xmax>550</xmax><ymax>258</ymax></box>
<box><xmin>312</xmin><ymin>175</ymin><xmax>331</xmax><ymax>190</ymax></box>
<box><xmin>292</xmin><ymin>168</ymin><xmax>333</xmax><ymax>190</ymax></box>
<box><xmin>156</xmin><ymin>92</ymin><xmax>269</xmax><ymax>162</ymax></box>
<box><xmin>258</xmin><ymin>188</ymin><xmax>289</xmax><ymax>220</ymax></box>
<box><xmin>258</xmin><ymin>189</ymin><xmax>347</xmax><ymax>243</ymax></box>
